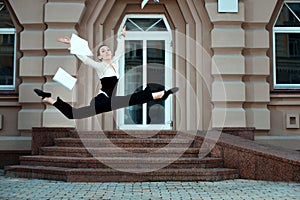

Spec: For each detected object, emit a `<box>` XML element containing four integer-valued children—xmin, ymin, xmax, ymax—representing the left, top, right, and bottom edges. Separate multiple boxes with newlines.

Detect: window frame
<box><xmin>273</xmin><ymin>1</ymin><xmax>300</xmax><ymax>89</ymax></box>
<box><xmin>0</xmin><ymin>27</ymin><xmax>17</xmax><ymax>90</ymax></box>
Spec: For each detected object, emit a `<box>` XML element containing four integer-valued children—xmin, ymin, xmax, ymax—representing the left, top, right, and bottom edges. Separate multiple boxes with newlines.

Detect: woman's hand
<box><xmin>57</xmin><ymin>36</ymin><xmax>71</xmax><ymax>44</ymax></box>
<box><xmin>121</xmin><ymin>25</ymin><xmax>126</xmax><ymax>37</ymax></box>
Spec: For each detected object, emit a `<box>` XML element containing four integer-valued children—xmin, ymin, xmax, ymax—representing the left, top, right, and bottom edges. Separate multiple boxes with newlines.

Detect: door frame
<box><xmin>116</xmin><ymin>14</ymin><xmax>173</xmax><ymax>130</ymax></box>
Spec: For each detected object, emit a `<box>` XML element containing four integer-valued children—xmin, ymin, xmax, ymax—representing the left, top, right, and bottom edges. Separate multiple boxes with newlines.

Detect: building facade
<box><xmin>0</xmin><ymin>0</ymin><xmax>299</xmax><ymax>161</ymax></box>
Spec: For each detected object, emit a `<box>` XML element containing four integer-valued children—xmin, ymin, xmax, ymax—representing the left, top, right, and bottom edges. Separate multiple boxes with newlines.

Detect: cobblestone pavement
<box><xmin>0</xmin><ymin>170</ymin><xmax>299</xmax><ymax>200</ymax></box>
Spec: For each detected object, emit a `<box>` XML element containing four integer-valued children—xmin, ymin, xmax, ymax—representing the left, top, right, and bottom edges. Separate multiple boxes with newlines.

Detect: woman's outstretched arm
<box><xmin>113</xmin><ymin>26</ymin><xmax>126</xmax><ymax>61</ymax></box>
<box><xmin>57</xmin><ymin>35</ymin><xmax>105</xmax><ymax>72</ymax></box>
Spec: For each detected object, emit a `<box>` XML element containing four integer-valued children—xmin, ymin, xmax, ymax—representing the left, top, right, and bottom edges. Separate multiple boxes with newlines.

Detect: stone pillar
<box><xmin>243</xmin><ymin>0</ymin><xmax>278</xmax><ymax>131</ymax></box>
<box><xmin>42</xmin><ymin>1</ymin><xmax>86</xmax><ymax>127</ymax></box>
<box><xmin>8</xmin><ymin>0</ymin><xmax>47</xmax><ymax>131</ymax></box>
<box><xmin>205</xmin><ymin>0</ymin><xmax>246</xmax><ymax>128</ymax></box>
<box><xmin>11</xmin><ymin>0</ymin><xmax>87</xmax><ymax>131</ymax></box>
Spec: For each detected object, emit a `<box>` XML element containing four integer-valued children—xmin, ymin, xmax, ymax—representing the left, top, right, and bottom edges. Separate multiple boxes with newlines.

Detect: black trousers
<box><xmin>53</xmin><ymin>87</ymin><xmax>153</xmax><ymax>119</ymax></box>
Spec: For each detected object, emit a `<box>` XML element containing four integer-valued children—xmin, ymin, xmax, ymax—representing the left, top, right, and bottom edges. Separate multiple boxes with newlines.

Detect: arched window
<box><xmin>273</xmin><ymin>2</ymin><xmax>300</xmax><ymax>89</ymax></box>
<box><xmin>0</xmin><ymin>0</ymin><xmax>16</xmax><ymax>90</ymax></box>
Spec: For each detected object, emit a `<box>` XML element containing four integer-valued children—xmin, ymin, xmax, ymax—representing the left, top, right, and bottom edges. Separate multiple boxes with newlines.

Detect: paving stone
<box><xmin>0</xmin><ymin>170</ymin><xmax>299</xmax><ymax>199</ymax></box>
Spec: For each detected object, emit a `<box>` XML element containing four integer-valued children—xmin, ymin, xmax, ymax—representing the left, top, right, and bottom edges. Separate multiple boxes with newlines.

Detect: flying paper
<box><xmin>53</xmin><ymin>67</ymin><xmax>77</xmax><ymax>90</ymax></box>
<box><xmin>69</xmin><ymin>34</ymin><xmax>93</xmax><ymax>56</ymax></box>
<box><xmin>141</xmin><ymin>0</ymin><xmax>159</xmax><ymax>9</ymax></box>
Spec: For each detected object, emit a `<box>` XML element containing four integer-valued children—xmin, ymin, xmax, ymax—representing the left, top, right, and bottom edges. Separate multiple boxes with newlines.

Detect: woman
<box><xmin>34</xmin><ymin>26</ymin><xmax>178</xmax><ymax>119</ymax></box>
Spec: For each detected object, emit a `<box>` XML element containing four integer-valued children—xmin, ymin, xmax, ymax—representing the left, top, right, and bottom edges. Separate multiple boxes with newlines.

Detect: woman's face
<box><xmin>98</xmin><ymin>45</ymin><xmax>112</xmax><ymax>61</ymax></box>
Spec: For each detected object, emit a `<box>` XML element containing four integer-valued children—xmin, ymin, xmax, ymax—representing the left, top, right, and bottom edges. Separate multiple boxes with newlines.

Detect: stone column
<box><xmin>243</xmin><ymin>0</ymin><xmax>278</xmax><ymax>132</ymax></box>
<box><xmin>42</xmin><ymin>0</ymin><xmax>86</xmax><ymax>127</ymax></box>
<box><xmin>205</xmin><ymin>0</ymin><xmax>246</xmax><ymax>128</ymax></box>
<box><xmin>10</xmin><ymin>0</ymin><xmax>87</xmax><ymax>131</ymax></box>
<box><xmin>8</xmin><ymin>0</ymin><xmax>47</xmax><ymax>131</ymax></box>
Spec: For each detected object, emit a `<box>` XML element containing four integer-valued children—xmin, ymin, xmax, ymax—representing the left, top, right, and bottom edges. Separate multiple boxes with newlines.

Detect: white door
<box><xmin>117</xmin><ymin>15</ymin><xmax>173</xmax><ymax>130</ymax></box>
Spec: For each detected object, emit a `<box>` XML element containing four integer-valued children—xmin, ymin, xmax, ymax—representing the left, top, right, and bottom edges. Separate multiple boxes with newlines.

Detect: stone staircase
<box><xmin>5</xmin><ymin>130</ymin><xmax>239</xmax><ymax>182</ymax></box>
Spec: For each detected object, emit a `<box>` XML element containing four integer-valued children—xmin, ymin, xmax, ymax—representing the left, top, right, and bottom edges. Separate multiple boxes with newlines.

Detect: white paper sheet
<box><xmin>53</xmin><ymin>67</ymin><xmax>77</xmax><ymax>90</ymax></box>
<box><xmin>141</xmin><ymin>0</ymin><xmax>159</xmax><ymax>9</ymax></box>
<box><xmin>141</xmin><ymin>0</ymin><xmax>150</xmax><ymax>9</ymax></box>
<box><xmin>70</xmin><ymin>34</ymin><xmax>93</xmax><ymax>56</ymax></box>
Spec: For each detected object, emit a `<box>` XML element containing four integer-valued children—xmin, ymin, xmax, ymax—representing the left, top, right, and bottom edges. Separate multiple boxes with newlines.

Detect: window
<box><xmin>0</xmin><ymin>0</ymin><xmax>16</xmax><ymax>90</ymax></box>
<box><xmin>125</xmin><ymin>18</ymin><xmax>168</xmax><ymax>31</ymax></box>
<box><xmin>273</xmin><ymin>2</ymin><xmax>300</xmax><ymax>89</ymax></box>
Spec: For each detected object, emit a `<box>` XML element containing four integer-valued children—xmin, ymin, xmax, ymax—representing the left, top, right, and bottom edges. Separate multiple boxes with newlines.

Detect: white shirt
<box><xmin>70</xmin><ymin>35</ymin><xmax>125</xmax><ymax>97</ymax></box>
<box><xmin>69</xmin><ymin>35</ymin><xmax>125</xmax><ymax>96</ymax></box>
<box><xmin>70</xmin><ymin>35</ymin><xmax>125</xmax><ymax>79</ymax></box>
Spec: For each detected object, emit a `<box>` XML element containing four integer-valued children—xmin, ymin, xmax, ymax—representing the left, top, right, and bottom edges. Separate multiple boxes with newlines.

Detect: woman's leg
<box><xmin>53</xmin><ymin>94</ymin><xmax>111</xmax><ymax>119</ymax></box>
<box><xmin>38</xmin><ymin>86</ymin><xmax>178</xmax><ymax>119</ymax></box>
<box><xmin>110</xmin><ymin>86</ymin><xmax>154</xmax><ymax>110</ymax></box>
<box><xmin>110</xmin><ymin>86</ymin><xmax>178</xmax><ymax>111</ymax></box>
<box><xmin>44</xmin><ymin>91</ymin><xmax>144</xmax><ymax>119</ymax></box>
<box><xmin>52</xmin><ymin>97</ymin><xmax>96</xmax><ymax>119</ymax></box>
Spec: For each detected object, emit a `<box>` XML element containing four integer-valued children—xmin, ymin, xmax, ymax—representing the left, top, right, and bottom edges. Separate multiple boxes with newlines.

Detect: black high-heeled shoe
<box><xmin>34</xmin><ymin>88</ymin><xmax>51</xmax><ymax>99</ymax></box>
<box><xmin>161</xmin><ymin>87</ymin><xmax>179</xmax><ymax>100</ymax></box>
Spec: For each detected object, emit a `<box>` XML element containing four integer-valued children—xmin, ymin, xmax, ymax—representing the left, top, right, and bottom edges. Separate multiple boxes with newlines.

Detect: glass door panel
<box><xmin>146</xmin><ymin>40</ymin><xmax>165</xmax><ymax>124</ymax></box>
<box><xmin>123</xmin><ymin>40</ymin><xmax>168</xmax><ymax>126</ymax></box>
<box><xmin>124</xmin><ymin>40</ymin><xmax>143</xmax><ymax>124</ymax></box>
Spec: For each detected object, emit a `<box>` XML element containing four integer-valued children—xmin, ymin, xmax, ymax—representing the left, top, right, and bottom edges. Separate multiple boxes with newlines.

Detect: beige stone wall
<box><xmin>0</xmin><ymin>0</ymin><xmax>48</xmax><ymax>150</ymax></box>
<box><xmin>2</xmin><ymin>0</ymin><xmax>300</xmax><ymax>150</ymax></box>
<box><xmin>206</xmin><ymin>0</ymin><xmax>278</xmax><ymax>132</ymax></box>
<box><xmin>9</xmin><ymin>0</ymin><xmax>87</xmax><ymax>132</ymax></box>
<box><xmin>2</xmin><ymin>0</ymin><xmax>213</xmax><ymax>133</ymax></box>
<box><xmin>265</xmin><ymin>0</ymin><xmax>300</xmax><ymax>141</ymax></box>
<box><xmin>207</xmin><ymin>0</ymin><xmax>246</xmax><ymax>128</ymax></box>
<box><xmin>243</xmin><ymin>0</ymin><xmax>277</xmax><ymax>131</ymax></box>
<box><xmin>0</xmin><ymin>0</ymin><xmax>21</xmax><ymax>137</ymax></box>
<box><xmin>43</xmin><ymin>1</ymin><xmax>85</xmax><ymax>128</ymax></box>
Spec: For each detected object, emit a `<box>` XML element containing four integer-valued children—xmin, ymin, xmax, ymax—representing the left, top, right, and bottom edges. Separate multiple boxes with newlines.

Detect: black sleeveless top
<box><xmin>100</xmin><ymin>76</ymin><xmax>119</xmax><ymax>97</ymax></box>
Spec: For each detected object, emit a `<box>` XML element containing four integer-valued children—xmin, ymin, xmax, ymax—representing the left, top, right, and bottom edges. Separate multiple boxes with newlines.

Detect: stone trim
<box><xmin>197</xmin><ymin>130</ymin><xmax>300</xmax><ymax>182</ymax></box>
<box><xmin>32</xmin><ymin>127</ymin><xmax>75</xmax><ymax>155</ymax></box>
<box><xmin>0</xmin><ymin>150</ymin><xmax>31</xmax><ymax>169</ymax></box>
<box><xmin>213</xmin><ymin>127</ymin><xmax>255</xmax><ymax>140</ymax></box>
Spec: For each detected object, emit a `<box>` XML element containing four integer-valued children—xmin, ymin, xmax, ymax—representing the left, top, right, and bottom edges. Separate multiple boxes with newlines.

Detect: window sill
<box><xmin>0</xmin><ymin>91</ymin><xmax>18</xmax><ymax>96</ymax></box>
<box><xmin>270</xmin><ymin>89</ymin><xmax>300</xmax><ymax>99</ymax></box>
<box><xmin>0</xmin><ymin>91</ymin><xmax>18</xmax><ymax>101</ymax></box>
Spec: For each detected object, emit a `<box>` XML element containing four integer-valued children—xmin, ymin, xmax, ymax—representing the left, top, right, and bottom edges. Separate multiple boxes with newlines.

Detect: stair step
<box><xmin>40</xmin><ymin>147</ymin><xmax>202</xmax><ymax>158</ymax></box>
<box><xmin>5</xmin><ymin>165</ymin><xmax>239</xmax><ymax>182</ymax></box>
<box><xmin>70</xmin><ymin>130</ymin><xmax>180</xmax><ymax>139</ymax></box>
<box><xmin>4</xmin><ymin>130</ymin><xmax>239</xmax><ymax>182</ymax></box>
<box><xmin>19</xmin><ymin>156</ymin><xmax>223</xmax><ymax>169</ymax></box>
<box><xmin>54</xmin><ymin>138</ymin><xmax>195</xmax><ymax>148</ymax></box>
